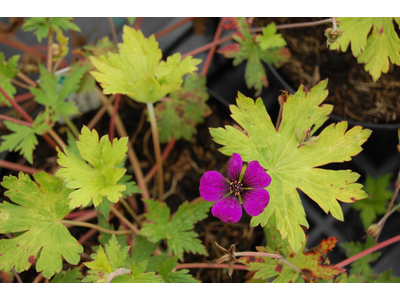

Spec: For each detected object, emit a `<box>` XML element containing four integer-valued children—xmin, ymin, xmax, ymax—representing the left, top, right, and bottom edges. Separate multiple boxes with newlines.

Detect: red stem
<box><xmin>64</xmin><ymin>209</ymin><xmax>96</xmax><ymax>220</ymax></box>
<box><xmin>335</xmin><ymin>234</ymin><xmax>400</xmax><ymax>269</ymax></box>
<box><xmin>0</xmin><ymin>114</ymin><xmax>32</xmax><ymax>127</ymax></box>
<box><xmin>182</xmin><ymin>35</ymin><xmax>233</xmax><ymax>59</ymax></box>
<box><xmin>201</xmin><ymin>18</ymin><xmax>224</xmax><ymax>77</ymax></box>
<box><xmin>135</xmin><ymin>17</ymin><xmax>143</xmax><ymax>30</ymax></box>
<box><xmin>154</xmin><ymin>17</ymin><xmax>195</xmax><ymax>39</ymax></box>
<box><xmin>175</xmin><ymin>263</ymin><xmax>249</xmax><ymax>272</ymax></box>
<box><xmin>0</xmin><ymin>159</ymin><xmax>43</xmax><ymax>175</ymax></box>
<box><xmin>144</xmin><ymin>137</ymin><xmax>177</xmax><ymax>183</ymax></box>
<box><xmin>0</xmin><ymin>35</ymin><xmax>47</xmax><ymax>60</ymax></box>
<box><xmin>62</xmin><ymin>210</ymin><xmax>98</xmax><ymax>228</ymax></box>
<box><xmin>109</xmin><ymin>94</ymin><xmax>121</xmax><ymax>141</ymax></box>
<box><xmin>0</xmin><ymin>84</ymin><xmax>33</xmax><ymax>122</ymax></box>
<box><xmin>0</xmin><ymin>92</ymin><xmax>33</xmax><ymax>108</ymax></box>
<box><xmin>78</xmin><ymin>228</ymin><xmax>97</xmax><ymax>244</ymax></box>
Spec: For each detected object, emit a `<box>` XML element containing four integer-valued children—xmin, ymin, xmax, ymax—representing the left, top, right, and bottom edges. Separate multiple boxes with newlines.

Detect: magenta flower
<box><xmin>199</xmin><ymin>153</ymin><xmax>271</xmax><ymax>223</ymax></box>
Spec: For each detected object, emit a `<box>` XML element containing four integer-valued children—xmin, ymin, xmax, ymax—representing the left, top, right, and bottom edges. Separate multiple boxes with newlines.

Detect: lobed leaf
<box><xmin>111</xmin><ymin>261</ymin><xmax>163</xmax><ymax>283</ymax></box>
<box><xmin>157</xmin><ymin>257</ymin><xmax>200</xmax><ymax>283</ymax></box>
<box><xmin>351</xmin><ymin>173</ymin><xmax>393</xmax><ymax>228</ymax></box>
<box><xmin>22</xmin><ymin>17</ymin><xmax>80</xmax><ymax>42</ymax></box>
<box><xmin>210</xmin><ymin>80</ymin><xmax>371</xmax><ymax>252</ymax></box>
<box><xmin>330</xmin><ymin>17</ymin><xmax>400</xmax><ymax>81</ymax></box>
<box><xmin>154</xmin><ymin>73</ymin><xmax>211</xmax><ymax>143</ymax></box>
<box><xmin>0</xmin><ymin>53</ymin><xmax>20</xmax><ymax>107</ymax></box>
<box><xmin>140</xmin><ymin>199</ymin><xmax>212</xmax><ymax>260</ymax></box>
<box><xmin>90</xmin><ymin>26</ymin><xmax>201</xmax><ymax>104</ymax></box>
<box><xmin>0</xmin><ymin>172</ymin><xmax>83</xmax><ymax>278</ymax></box>
<box><xmin>56</xmin><ymin>126</ymin><xmax>128</xmax><ymax>209</ymax></box>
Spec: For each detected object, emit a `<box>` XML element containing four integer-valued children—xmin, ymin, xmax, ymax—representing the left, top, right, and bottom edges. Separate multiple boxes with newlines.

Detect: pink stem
<box><xmin>175</xmin><ymin>263</ymin><xmax>249</xmax><ymax>271</ymax></box>
<box><xmin>0</xmin><ymin>159</ymin><xmax>43</xmax><ymax>175</ymax></box>
<box><xmin>335</xmin><ymin>234</ymin><xmax>400</xmax><ymax>269</ymax></box>
<box><xmin>109</xmin><ymin>94</ymin><xmax>121</xmax><ymax>141</ymax></box>
<box><xmin>201</xmin><ymin>18</ymin><xmax>224</xmax><ymax>77</ymax></box>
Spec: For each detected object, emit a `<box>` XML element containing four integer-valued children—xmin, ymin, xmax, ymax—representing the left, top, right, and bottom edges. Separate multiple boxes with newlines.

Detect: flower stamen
<box><xmin>229</xmin><ymin>180</ymin><xmax>243</xmax><ymax>196</ymax></box>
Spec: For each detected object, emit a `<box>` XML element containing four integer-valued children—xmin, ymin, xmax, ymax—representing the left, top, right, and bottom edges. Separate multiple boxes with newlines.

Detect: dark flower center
<box><xmin>229</xmin><ymin>180</ymin><xmax>243</xmax><ymax>196</ymax></box>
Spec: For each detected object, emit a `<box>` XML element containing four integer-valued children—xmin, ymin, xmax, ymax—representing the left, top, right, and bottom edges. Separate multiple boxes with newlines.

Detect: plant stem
<box><xmin>60</xmin><ymin>220</ymin><xmax>135</xmax><ymax>235</ymax></box>
<box><xmin>146</xmin><ymin>102</ymin><xmax>164</xmax><ymax>201</ymax></box>
<box><xmin>108</xmin><ymin>17</ymin><xmax>119</xmax><ymax>51</ymax></box>
<box><xmin>52</xmin><ymin>57</ymin><xmax>63</xmax><ymax>73</ymax></box>
<box><xmin>109</xmin><ymin>94</ymin><xmax>121</xmax><ymax>141</ymax></box>
<box><xmin>95</xmin><ymin>87</ymin><xmax>150</xmax><ymax>200</ymax></box>
<box><xmin>47</xmin><ymin>27</ymin><xmax>53</xmax><ymax>73</ymax></box>
<box><xmin>144</xmin><ymin>137</ymin><xmax>176</xmax><ymax>183</ymax></box>
<box><xmin>249</xmin><ymin>18</ymin><xmax>333</xmax><ymax>32</ymax></box>
<box><xmin>119</xmin><ymin>197</ymin><xmax>142</xmax><ymax>227</ymax></box>
<box><xmin>201</xmin><ymin>18</ymin><xmax>224</xmax><ymax>77</ymax></box>
<box><xmin>134</xmin><ymin>17</ymin><xmax>142</xmax><ymax>30</ymax></box>
<box><xmin>64</xmin><ymin>209</ymin><xmax>96</xmax><ymax>220</ymax></box>
<box><xmin>235</xmin><ymin>251</ymin><xmax>302</xmax><ymax>273</ymax></box>
<box><xmin>17</xmin><ymin>72</ymin><xmax>38</xmax><ymax>88</ymax></box>
<box><xmin>175</xmin><ymin>263</ymin><xmax>248</xmax><ymax>272</ymax></box>
<box><xmin>335</xmin><ymin>233</ymin><xmax>400</xmax><ymax>269</ymax></box>
<box><xmin>12</xmin><ymin>267</ymin><xmax>23</xmax><ymax>283</ymax></box>
<box><xmin>0</xmin><ymin>159</ymin><xmax>43</xmax><ymax>174</ymax></box>
<box><xmin>61</xmin><ymin>113</ymin><xmax>80</xmax><ymax>139</ymax></box>
<box><xmin>375</xmin><ymin>172</ymin><xmax>400</xmax><ymax>243</ymax></box>
<box><xmin>48</xmin><ymin>128</ymin><xmax>67</xmax><ymax>149</ymax></box>
<box><xmin>0</xmin><ymin>114</ymin><xmax>32</xmax><ymax>127</ymax></box>
<box><xmin>0</xmin><ymin>35</ymin><xmax>47</xmax><ymax>60</ymax></box>
<box><xmin>87</xmin><ymin>94</ymin><xmax>116</xmax><ymax>130</ymax></box>
<box><xmin>32</xmin><ymin>272</ymin><xmax>44</xmax><ymax>283</ymax></box>
<box><xmin>0</xmin><ymin>83</ymin><xmax>59</xmax><ymax>150</ymax></box>
<box><xmin>154</xmin><ymin>17</ymin><xmax>194</xmax><ymax>39</ymax></box>
<box><xmin>109</xmin><ymin>204</ymin><xmax>139</xmax><ymax>234</ymax></box>
<box><xmin>106</xmin><ymin>268</ymin><xmax>131</xmax><ymax>283</ymax></box>
<box><xmin>10</xmin><ymin>78</ymin><xmax>31</xmax><ymax>90</ymax></box>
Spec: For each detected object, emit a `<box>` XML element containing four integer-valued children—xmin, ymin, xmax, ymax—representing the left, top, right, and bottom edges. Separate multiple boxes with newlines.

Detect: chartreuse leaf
<box><xmin>90</xmin><ymin>26</ymin><xmax>201</xmax><ymax>104</ymax></box>
<box><xmin>140</xmin><ymin>200</ymin><xmax>212</xmax><ymax>260</ymax></box>
<box><xmin>218</xmin><ymin>19</ymin><xmax>290</xmax><ymax>96</ymax></box>
<box><xmin>0</xmin><ymin>53</ymin><xmax>20</xmax><ymax>107</ymax></box>
<box><xmin>154</xmin><ymin>73</ymin><xmax>211</xmax><ymax>142</ymax></box>
<box><xmin>210</xmin><ymin>80</ymin><xmax>371</xmax><ymax>253</ymax></box>
<box><xmin>0</xmin><ymin>172</ymin><xmax>83</xmax><ymax>278</ymax></box>
<box><xmin>341</xmin><ymin>236</ymin><xmax>381</xmax><ymax>279</ymax></box>
<box><xmin>22</xmin><ymin>17</ymin><xmax>80</xmax><ymax>43</ymax></box>
<box><xmin>0</xmin><ymin>112</ymin><xmax>51</xmax><ymax>164</ymax></box>
<box><xmin>30</xmin><ymin>64</ymin><xmax>88</xmax><ymax>122</ymax></box>
<box><xmin>157</xmin><ymin>257</ymin><xmax>199</xmax><ymax>283</ymax></box>
<box><xmin>50</xmin><ymin>267</ymin><xmax>82</xmax><ymax>283</ymax></box>
<box><xmin>352</xmin><ymin>173</ymin><xmax>393</xmax><ymax>228</ymax></box>
<box><xmin>242</xmin><ymin>224</ymin><xmax>344</xmax><ymax>283</ymax></box>
<box><xmin>83</xmin><ymin>234</ymin><xmax>129</xmax><ymax>283</ymax></box>
<box><xmin>56</xmin><ymin>126</ymin><xmax>128</xmax><ymax>209</ymax></box>
<box><xmin>330</xmin><ymin>17</ymin><xmax>400</xmax><ymax>81</ymax></box>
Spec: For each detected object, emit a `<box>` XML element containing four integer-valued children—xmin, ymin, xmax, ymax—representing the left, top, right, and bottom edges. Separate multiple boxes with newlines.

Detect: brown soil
<box><xmin>255</xmin><ymin>17</ymin><xmax>400</xmax><ymax>125</ymax></box>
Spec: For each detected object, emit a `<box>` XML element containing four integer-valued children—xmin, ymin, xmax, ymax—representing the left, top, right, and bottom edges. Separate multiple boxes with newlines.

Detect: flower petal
<box><xmin>241</xmin><ymin>188</ymin><xmax>270</xmax><ymax>217</ymax></box>
<box><xmin>226</xmin><ymin>153</ymin><xmax>243</xmax><ymax>182</ymax></box>
<box><xmin>199</xmin><ymin>171</ymin><xmax>230</xmax><ymax>201</ymax></box>
<box><xmin>212</xmin><ymin>194</ymin><xmax>242</xmax><ymax>223</ymax></box>
<box><xmin>242</xmin><ymin>161</ymin><xmax>271</xmax><ymax>188</ymax></box>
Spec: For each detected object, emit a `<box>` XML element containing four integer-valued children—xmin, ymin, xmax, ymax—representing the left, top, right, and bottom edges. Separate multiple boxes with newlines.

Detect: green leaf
<box><xmin>22</xmin><ymin>17</ymin><xmax>80</xmax><ymax>43</ymax></box>
<box><xmin>56</xmin><ymin>126</ymin><xmax>128</xmax><ymax>209</ymax></box>
<box><xmin>374</xmin><ymin>269</ymin><xmax>400</xmax><ymax>283</ymax></box>
<box><xmin>90</xmin><ymin>26</ymin><xmax>201</xmax><ymax>103</ymax></box>
<box><xmin>352</xmin><ymin>173</ymin><xmax>393</xmax><ymax>228</ymax></box>
<box><xmin>50</xmin><ymin>267</ymin><xmax>82</xmax><ymax>283</ymax></box>
<box><xmin>209</xmin><ymin>80</ymin><xmax>371</xmax><ymax>252</ymax></box>
<box><xmin>330</xmin><ymin>17</ymin><xmax>400</xmax><ymax>81</ymax></box>
<box><xmin>341</xmin><ymin>236</ymin><xmax>381</xmax><ymax>278</ymax></box>
<box><xmin>0</xmin><ymin>112</ymin><xmax>51</xmax><ymax>164</ymax></box>
<box><xmin>218</xmin><ymin>19</ymin><xmax>290</xmax><ymax>97</ymax></box>
<box><xmin>140</xmin><ymin>199</ymin><xmax>212</xmax><ymax>260</ymax></box>
<box><xmin>0</xmin><ymin>172</ymin><xmax>83</xmax><ymax>278</ymax></box>
<box><xmin>0</xmin><ymin>53</ymin><xmax>20</xmax><ymax>107</ymax></box>
<box><xmin>111</xmin><ymin>261</ymin><xmax>164</xmax><ymax>283</ymax></box>
<box><xmin>243</xmin><ymin>224</ymin><xmax>344</xmax><ymax>283</ymax></box>
<box><xmin>154</xmin><ymin>73</ymin><xmax>211</xmax><ymax>142</ymax></box>
<box><xmin>83</xmin><ymin>234</ymin><xmax>129</xmax><ymax>283</ymax></box>
<box><xmin>256</xmin><ymin>23</ymin><xmax>287</xmax><ymax>50</ymax></box>
<box><xmin>0</xmin><ymin>122</ymin><xmax>37</xmax><ymax>164</ymax></box>
<box><xmin>157</xmin><ymin>257</ymin><xmax>200</xmax><ymax>283</ymax></box>
<box><xmin>30</xmin><ymin>64</ymin><xmax>88</xmax><ymax>122</ymax></box>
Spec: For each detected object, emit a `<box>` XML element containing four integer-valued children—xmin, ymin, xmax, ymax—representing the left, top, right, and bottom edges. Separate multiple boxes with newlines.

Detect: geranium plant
<box><xmin>0</xmin><ymin>17</ymin><xmax>400</xmax><ymax>285</ymax></box>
